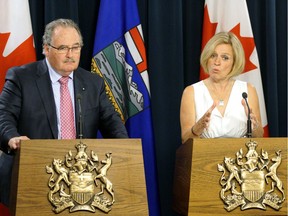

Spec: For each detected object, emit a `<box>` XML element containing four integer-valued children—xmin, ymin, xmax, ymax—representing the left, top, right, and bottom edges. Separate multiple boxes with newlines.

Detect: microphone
<box><xmin>242</xmin><ymin>92</ymin><xmax>252</xmax><ymax>138</ymax></box>
<box><xmin>76</xmin><ymin>94</ymin><xmax>83</xmax><ymax>141</ymax></box>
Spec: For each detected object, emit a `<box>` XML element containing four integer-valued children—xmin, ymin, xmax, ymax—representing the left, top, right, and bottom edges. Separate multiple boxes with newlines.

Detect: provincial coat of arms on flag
<box><xmin>91</xmin><ymin>25</ymin><xmax>147</xmax><ymax>122</ymax></box>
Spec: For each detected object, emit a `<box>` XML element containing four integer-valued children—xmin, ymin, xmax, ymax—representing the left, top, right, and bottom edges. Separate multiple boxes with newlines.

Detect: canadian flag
<box><xmin>0</xmin><ymin>0</ymin><xmax>36</xmax><ymax>91</ymax></box>
<box><xmin>201</xmin><ymin>0</ymin><xmax>269</xmax><ymax>136</ymax></box>
<box><xmin>0</xmin><ymin>0</ymin><xmax>36</xmax><ymax>214</ymax></box>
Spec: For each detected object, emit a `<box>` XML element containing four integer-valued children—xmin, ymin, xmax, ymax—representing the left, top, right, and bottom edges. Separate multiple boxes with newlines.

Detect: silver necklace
<box><xmin>209</xmin><ymin>80</ymin><xmax>233</xmax><ymax>106</ymax></box>
<box><xmin>219</xmin><ymin>99</ymin><xmax>224</xmax><ymax>106</ymax></box>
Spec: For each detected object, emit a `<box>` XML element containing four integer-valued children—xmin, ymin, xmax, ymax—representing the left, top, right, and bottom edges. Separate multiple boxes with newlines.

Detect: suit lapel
<box><xmin>36</xmin><ymin>60</ymin><xmax>58</xmax><ymax>138</ymax></box>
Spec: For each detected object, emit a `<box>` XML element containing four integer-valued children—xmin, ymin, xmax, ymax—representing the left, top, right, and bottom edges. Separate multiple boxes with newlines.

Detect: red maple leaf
<box><xmin>0</xmin><ymin>33</ymin><xmax>36</xmax><ymax>91</ymax></box>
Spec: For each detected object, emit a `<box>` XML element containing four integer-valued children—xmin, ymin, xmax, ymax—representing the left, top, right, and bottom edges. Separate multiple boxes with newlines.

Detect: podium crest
<box><xmin>217</xmin><ymin>140</ymin><xmax>285</xmax><ymax>211</ymax></box>
<box><xmin>46</xmin><ymin>141</ymin><xmax>114</xmax><ymax>213</ymax></box>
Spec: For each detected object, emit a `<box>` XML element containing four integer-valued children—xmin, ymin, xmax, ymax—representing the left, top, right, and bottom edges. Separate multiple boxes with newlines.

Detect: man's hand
<box><xmin>8</xmin><ymin>136</ymin><xmax>30</xmax><ymax>150</ymax></box>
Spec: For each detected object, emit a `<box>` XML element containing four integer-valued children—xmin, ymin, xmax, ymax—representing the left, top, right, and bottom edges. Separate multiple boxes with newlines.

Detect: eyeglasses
<box><xmin>48</xmin><ymin>44</ymin><xmax>82</xmax><ymax>54</ymax></box>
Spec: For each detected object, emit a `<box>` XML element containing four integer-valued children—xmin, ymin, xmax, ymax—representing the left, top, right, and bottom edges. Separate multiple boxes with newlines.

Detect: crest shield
<box><xmin>70</xmin><ymin>172</ymin><xmax>95</xmax><ymax>205</ymax></box>
<box><xmin>241</xmin><ymin>170</ymin><xmax>265</xmax><ymax>202</ymax></box>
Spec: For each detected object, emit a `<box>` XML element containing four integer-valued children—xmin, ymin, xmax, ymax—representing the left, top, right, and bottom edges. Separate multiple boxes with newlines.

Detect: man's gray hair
<box><xmin>42</xmin><ymin>18</ymin><xmax>83</xmax><ymax>46</ymax></box>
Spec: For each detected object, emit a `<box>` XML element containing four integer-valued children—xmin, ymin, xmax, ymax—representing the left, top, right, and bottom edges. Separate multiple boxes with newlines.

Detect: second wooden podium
<box><xmin>173</xmin><ymin>138</ymin><xmax>287</xmax><ymax>216</ymax></box>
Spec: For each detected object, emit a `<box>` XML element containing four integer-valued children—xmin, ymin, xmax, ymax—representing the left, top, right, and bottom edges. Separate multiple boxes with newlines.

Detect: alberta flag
<box><xmin>0</xmin><ymin>0</ymin><xmax>36</xmax><ymax>91</ymax></box>
<box><xmin>91</xmin><ymin>0</ymin><xmax>160</xmax><ymax>215</ymax></box>
<box><xmin>201</xmin><ymin>0</ymin><xmax>269</xmax><ymax>136</ymax></box>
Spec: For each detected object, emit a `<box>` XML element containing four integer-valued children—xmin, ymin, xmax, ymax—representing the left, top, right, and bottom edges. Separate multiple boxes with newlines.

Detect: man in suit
<box><xmin>0</xmin><ymin>18</ymin><xmax>128</xmax><ymax>206</ymax></box>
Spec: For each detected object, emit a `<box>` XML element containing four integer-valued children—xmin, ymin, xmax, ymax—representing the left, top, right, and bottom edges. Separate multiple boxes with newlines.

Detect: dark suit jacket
<box><xmin>0</xmin><ymin>59</ymin><xmax>128</xmax><ymax>153</ymax></box>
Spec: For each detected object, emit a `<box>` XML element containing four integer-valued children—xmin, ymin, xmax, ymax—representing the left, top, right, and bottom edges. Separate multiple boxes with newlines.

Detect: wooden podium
<box><xmin>173</xmin><ymin>138</ymin><xmax>287</xmax><ymax>216</ymax></box>
<box><xmin>10</xmin><ymin>139</ymin><xmax>148</xmax><ymax>216</ymax></box>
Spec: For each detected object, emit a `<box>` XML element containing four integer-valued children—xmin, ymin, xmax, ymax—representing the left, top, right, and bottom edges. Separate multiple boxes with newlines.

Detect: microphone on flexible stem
<box><xmin>242</xmin><ymin>92</ymin><xmax>252</xmax><ymax>138</ymax></box>
<box><xmin>76</xmin><ymin>94</ymin><xmax>83</xmax><ymax>142</ymax></box>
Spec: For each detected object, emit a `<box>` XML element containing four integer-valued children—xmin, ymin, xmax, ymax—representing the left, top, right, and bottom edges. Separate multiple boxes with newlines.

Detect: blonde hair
<box><xmin>200</xmin><ymin>32</ymin><xmax>245</xmax><ymax>78</ymax></box>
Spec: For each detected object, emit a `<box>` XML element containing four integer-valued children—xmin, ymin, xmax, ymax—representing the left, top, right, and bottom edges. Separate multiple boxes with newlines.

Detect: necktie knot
<box><xmin>59</xmin><ymin>76</ymin><xmax>69</xmax><ymax>85</ymax></box>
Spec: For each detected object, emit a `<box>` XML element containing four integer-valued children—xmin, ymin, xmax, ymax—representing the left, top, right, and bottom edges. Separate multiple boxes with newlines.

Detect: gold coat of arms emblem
<box><xmin>218</xmin><ymin>140</ymin><xmax>285</xmax><ymax>211</ymax></box>
<box><xmin>46</xmin><ymin>141</ymin><xmax>114</xmax><ymax>213</ymax></box>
